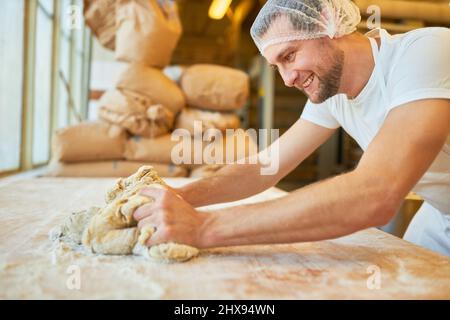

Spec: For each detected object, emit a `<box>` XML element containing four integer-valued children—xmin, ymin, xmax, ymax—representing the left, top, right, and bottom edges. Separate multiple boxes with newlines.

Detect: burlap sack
<box><xmin>84</xmin><ymin>0</ymin><xmax>116</xmax><ymax>50</ymax></box>
<box><xmin>124</xmin><ymin>129</ymin><xmax>258</xmax><ymax>168</ymax></box>
<box><xmin>175</xmin><ymin>107</ymin><xmax>241</xmax><ymax>135</ymax></box>
<box><xmin>45</xmin><ymin>160</ymin><xmax>188</xmax><ymax>178</ymax></box>
<box><xmin>124</xmin><ymin>133</ymin><xmax>217</xmax><ymax>169</ymax></box>
<box><xmin>115</xmin><ymin>0</ymin><xmax>182</xmax><ymax>68</ymax></box>
<box><xmin>183</xmin><ymin>129</ymin><xmax>259</xmax><ymax>169</ymax></box>
<box><xmin>124</xmin><ymin>128</ymin><xmax>259</xmax><ymax>169</ymax></box>
<box><xmin>213</xmin><ymin>129</ymin><xmax>259</xmax><ymax>164</ymax></box>
<box><xmin>52</xmin><ymin>122</ymin><xmax>127</xmax><ymax>163</ymax></box>
<box><xmin>116</xmin><ymin>64</ymin><xmax>185</xmax><ymax>114</ymax></box>
<box><xmin>181</xmin><ymin>64</ymin><xmax>250</xmax><ymax>111</ymax></box>
<box><xmin>98</xmin><ymin>89</ymin><xmax>174</xmax><ymax>138</ymax></box>
<box><xmin>123</xmin><ymin>134</ymin><xmax>180</xmax><ymax>164</ymax></box>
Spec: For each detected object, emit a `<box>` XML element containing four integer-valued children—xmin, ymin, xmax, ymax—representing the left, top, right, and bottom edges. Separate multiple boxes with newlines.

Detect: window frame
<box><xmin>0</xmin><ymin>0</ymin><xmax>92</xmax><ymax>177</ymax></box>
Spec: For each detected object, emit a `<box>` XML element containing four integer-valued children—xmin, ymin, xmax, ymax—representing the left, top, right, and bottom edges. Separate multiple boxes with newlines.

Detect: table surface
<box><xmin>0</xmin><ymin>177</ymin><xmax>449</xmax><ymax>299</ymax></box>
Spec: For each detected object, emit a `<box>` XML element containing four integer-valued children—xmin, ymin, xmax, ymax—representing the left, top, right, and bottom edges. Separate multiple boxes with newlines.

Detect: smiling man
<box><xmin>134</xmin><ymin>0</ymin><xmax>450</xmax><ymax>256</ymax></box>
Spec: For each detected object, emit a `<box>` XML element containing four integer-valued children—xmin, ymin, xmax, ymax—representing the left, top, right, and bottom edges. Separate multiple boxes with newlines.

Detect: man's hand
<box><xmin>133</xmin><ymin>186</ymin><xmax>209</xmax><ymax>248</ymax></box>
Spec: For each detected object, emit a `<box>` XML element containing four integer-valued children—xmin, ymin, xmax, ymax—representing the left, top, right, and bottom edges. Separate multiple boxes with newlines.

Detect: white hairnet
<box><xmin>250</xmin><ymin>0</ymin><xmax>361</xmax><ymax>53</ymax></box>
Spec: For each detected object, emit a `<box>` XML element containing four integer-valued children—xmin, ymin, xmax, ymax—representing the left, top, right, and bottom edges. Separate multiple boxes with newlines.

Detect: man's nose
<box><xmin>281</xmin><ymin>69</ymin><xmax>298</xmax><ymax>88</ymax></box>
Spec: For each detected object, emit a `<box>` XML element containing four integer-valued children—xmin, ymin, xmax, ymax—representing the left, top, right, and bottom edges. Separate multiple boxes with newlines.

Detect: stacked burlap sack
<box><xmin>93</xmin><ymin>62</ymin><xmax>254</xmax><ymax>178</ymax></box>
<box><xmin>46</xmin><ymin>121</ymin><xmax>188</xmax><ymax>177</ymax></box>
<box><xmin>176</xmin><ymin>64</ymin><xmax>255</xmax><ymax>177</ymax></box>
<box><xmin>90</xmin><ymin>0</ymin><xmax>185</xmax><ymax>145</ymax></box>
<box><xmin>86</xmin><ymin>0</ymin><xmax>184</xmax><ymax>138</ymax></box>
<box><xmin>98</xmin><ymin>63</ymin><xmax>185</xmax><ymax>138</ymax></box>
<box><xmin>110</xmin><ymin>63</ymin><xmax>254</xmax><ymax>177</ymax></box>
<box><xmin>48</xmin><ymin>1</ymin><xmax>255</xmax><ymax>178</ymax></box>
<box><xmin>84</xmin><ymin>0</ymin><xmax>182</xmax><ymax>67</ymax></box>
<box><xmin>47</xmin><ymin>63</ymin><xmax>255</xmax><ymax>178</ymax></box>
<box><xmin>46</xmin><ymin>0</ymin><xmax>187</xmax><ymax>178</ymax></box>
<box><xmin>47</xmin><ymin>71</ymin><xmax>253</xmax><ymax>178</ymax></box>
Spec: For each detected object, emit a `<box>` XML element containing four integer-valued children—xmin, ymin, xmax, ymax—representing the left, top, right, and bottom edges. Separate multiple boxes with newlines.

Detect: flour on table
<box><xmin>50</xmin><ymin>166</ymin><xmax>199</xmax><ymax>262</ymax></box>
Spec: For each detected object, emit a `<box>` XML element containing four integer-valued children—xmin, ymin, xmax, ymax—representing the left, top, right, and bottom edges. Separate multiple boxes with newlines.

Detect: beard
<box><xmin>316</xmin><ymin>53</ymin><xmax>344</xmax><ymax>103</ymax></box>
<box><xmin>304</xmin><ymin>44</ymin><xmax>344</xmax><ymax>104</ymax></box>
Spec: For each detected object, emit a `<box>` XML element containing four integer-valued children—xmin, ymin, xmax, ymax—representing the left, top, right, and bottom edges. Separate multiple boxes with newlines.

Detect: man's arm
<box><xmin>135</xmin><ymin>99</ymin><xmax>449</xmax><ymax>249</ymax></box>
<box><xmin>176</xmin><ymin>119</ymin><xmax>336</xmax><ymax>207</ymax></box>
<box><xmin>195</xmin><ymin>99</ymin><xmax>450</xmax><ymax>248</ymax></box>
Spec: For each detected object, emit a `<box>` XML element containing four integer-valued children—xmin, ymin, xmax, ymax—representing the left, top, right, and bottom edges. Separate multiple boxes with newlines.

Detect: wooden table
<box><xmin>0</xmin><ymin>177</ymin><xmax>449</xmax><ymax>299</ymax></box>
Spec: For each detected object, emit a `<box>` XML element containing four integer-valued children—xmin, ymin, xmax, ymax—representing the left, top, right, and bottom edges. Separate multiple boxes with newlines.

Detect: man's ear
<box><xmin>318</xmin><ymin>36</ymin><xmax>335</xmax><ymax>49</ymax></box>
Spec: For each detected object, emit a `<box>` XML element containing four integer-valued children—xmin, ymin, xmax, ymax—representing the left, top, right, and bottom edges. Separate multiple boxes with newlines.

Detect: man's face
<box><xmin>262</xmin><ymin>16</ymin><xmax>344</xmax><ymax>104</ymax></box>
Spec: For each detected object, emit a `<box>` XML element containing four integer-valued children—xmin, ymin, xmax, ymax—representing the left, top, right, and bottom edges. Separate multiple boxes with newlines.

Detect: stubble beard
<box><xmin>308</xmin><ymin>47</ymin><xmax>345</xmax><ymax>104</ymax></box>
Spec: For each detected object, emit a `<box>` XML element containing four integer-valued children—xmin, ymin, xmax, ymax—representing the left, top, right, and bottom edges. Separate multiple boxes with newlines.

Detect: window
<box><xmin>0</xmin><ymin>0</ymin><xmax>25</xmax><ymax>172</ymax></box>
<box><xmin>0</xmin><ymin>0</ymin><xmax>92</xmax><ymax>175</ymax></box>
<box><xmin>32</xmin><ymin>0</ymin><xmax>55</xmax><ymax>165</ymax></box>
<box><xmin>57</xmin><ymin>32</ymin><xmax>71</xmax><ymax>128</ymax></box>
<box><xmin>56</xmin><ymin>0</ymin><xmax>72</xmax><ymax>129</ymax></box>
<box><xmin>57</xmin><ymin>0</ymin><xmax>91</xmax><ymax>126</ymax></box>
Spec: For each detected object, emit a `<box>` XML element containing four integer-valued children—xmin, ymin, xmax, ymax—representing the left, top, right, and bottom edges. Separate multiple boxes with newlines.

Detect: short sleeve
<box><xmin>387</xmin><ymin>29</ymin><xmax>450</xmax><ymax>110</ymax></box>
<box><xmin>300</xmin><ymin>99</ymin><xmax>340</xmax><ymax>129</ymax></box>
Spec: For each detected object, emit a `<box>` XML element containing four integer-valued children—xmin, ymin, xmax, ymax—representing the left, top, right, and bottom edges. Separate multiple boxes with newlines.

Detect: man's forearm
<box><xmin>177</xmin><ymin>162</ymin><xmax>277</xmax><ymax>208</ymax></box>
<box><xmin>198</xmin><ymin>170</ymin><xmax>401</xmax><ymax>248</ymax></box>
<box><xmin>177</xmin><ymin>119</ymin><xmax>337</xmax><ymax>208</ymax></box>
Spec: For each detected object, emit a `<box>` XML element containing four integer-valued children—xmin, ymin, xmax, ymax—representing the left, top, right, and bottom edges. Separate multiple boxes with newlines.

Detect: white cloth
<box><xmin>300</xmin><ymin>27</ymin><xmax>450</xmax><ymax>256</ymax></box>
<box><xmin>403</xmin><ymin>202</ymin><xmax>450</xmax><ymax>257</ymax></box>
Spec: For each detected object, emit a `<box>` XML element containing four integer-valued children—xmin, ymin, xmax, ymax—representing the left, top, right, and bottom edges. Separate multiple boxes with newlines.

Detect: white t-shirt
<box><xmin>300</xmin><ymin>27</ymin><xmax>450</xmax><ymax>215</ymax></box>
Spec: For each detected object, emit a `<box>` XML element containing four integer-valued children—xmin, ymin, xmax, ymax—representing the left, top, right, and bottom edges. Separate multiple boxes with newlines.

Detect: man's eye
<box><xmin>270</xmin><ymin>64</ymin><xmax>278</xmax><ymax>71</ymax></box>
<box><xmin>285</xmin><ymin>52</ymin><xmax>295</xmax><ymax>62</ymax></box>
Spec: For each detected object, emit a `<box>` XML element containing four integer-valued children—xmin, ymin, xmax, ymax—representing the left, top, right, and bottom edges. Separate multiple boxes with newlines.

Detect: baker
<box><xmin>134</xmin><ymin>0</ymin><xmax>450</xmax><ymax>256</ymax></box>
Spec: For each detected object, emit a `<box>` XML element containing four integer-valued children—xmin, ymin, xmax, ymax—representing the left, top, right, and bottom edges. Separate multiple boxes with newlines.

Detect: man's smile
<box><xmin>302</xmin><ymin>73</ymin><xmax>314</xmax><ymax>89</ymax></box>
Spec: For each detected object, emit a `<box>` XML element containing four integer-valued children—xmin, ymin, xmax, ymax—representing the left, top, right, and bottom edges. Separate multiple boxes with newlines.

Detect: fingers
<box><xmin>133</xmin><ymin>186</ymin><xmax>171</xmax><ymax>220</ymax></box>
<box><xmin>137</xmin><ymin>214</ymin><xmax>158</xmax><ymax>230</ymax></box>
<box><xmin>140</xmin><ymin>185</ymin><xmax>183</xmax><ymax>201</ymax></box>
<box><xmin>133</xmin><ymin>185</ymin><xmax>189</xmax><ymax>247</ymax></box>
<box><xmin>145</xmin><ymin>227</ymin><xmax>168</xmax><ymax>247</ymax></box>
<box><xmin>136</xmin><ymin>214</ymin><xmax>167</xmax><ymax>247</ymax></box>
<box><xmin>133</xmin><ymin>202</ymin><xmax>156</xmax><ymax>220</ymax></box>
<box><xmin>139</xmin><ymin>186</ymin><xmax>167</xmax><ymax>201</ymax></box>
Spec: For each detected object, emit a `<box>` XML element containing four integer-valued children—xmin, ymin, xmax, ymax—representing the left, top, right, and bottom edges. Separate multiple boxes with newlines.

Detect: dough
<box><xmin>133</xmin><ymin>225</ymin><xmax>199</xmax><ymax>262</ymax></box>
<box><xmin>53</xmin><ymin>207</ymin><xmax>100</xmax><ymax>245</ymax></box>
<box><xmin>105</xmin><ymin>164</ymin><xmax>166</xmax><ymax>203</ymax></box>
<box><xmin>52</xmin><ymin>166</ymin><xmax>199</xmax><ymax>262</ymax></box>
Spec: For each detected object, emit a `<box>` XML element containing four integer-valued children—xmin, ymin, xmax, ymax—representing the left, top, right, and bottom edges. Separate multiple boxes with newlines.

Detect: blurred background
<box><xmin>1</xmin><ymin>0</ymin><xmax>449</xmax><ymax>237</ymax></box>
